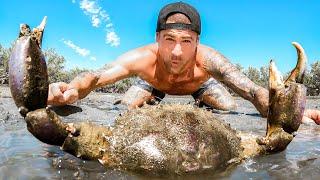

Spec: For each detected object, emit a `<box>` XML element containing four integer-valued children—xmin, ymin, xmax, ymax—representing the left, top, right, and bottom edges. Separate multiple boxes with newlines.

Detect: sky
<box><xmin>0</xmin><ymin>0</ymin><xmax>319</xmax><ymax>73</ymax></box>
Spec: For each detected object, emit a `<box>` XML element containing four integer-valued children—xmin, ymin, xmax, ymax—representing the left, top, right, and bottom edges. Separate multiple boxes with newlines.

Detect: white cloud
<box><xmin>106</xmin><ymin>31</ymin><xmax>120</xmax><ymax>47</ymax></box>
<box><xmin>62</xmin><ymin>39</ymin><xmax>90</xmax><ymax>57</ymax></box>
<box><xmin>80</xmin><ymin>0</ymin><xmax>100</xmax><ymax>14</ymax></box>
<box><xmin>91</xmin><ymin>15</ymin><xmax>101</xmax><ymax>27</ymax></box>
<box><xmin>90</xmin><ymin>56</ymin><xmax>97</xmax><ymax>61</ymax></box>
<box><xmin>105</xmin><ymin>23</ymin><xmax>113</xmax><ymax>28</ymax></box>
<box><xmin>79</xmin><ymin>0</ymin><xmax>102</xmax><ymax>27</ymax></box>
<box><xmin>100</xmin><ymin>10</ymin><xmax>110</xmax><ymax>21</ymax></box>
<box><xmin>75</xmin><ymin>0</ymin><xmax>120</xmax><ymax>46</ymax></box>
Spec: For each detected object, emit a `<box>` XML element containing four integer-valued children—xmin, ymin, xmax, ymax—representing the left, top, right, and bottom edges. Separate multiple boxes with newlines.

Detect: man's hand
<box><xmin>47</xmin><ymin>82</ymin><xmax>79</xmax><ymax>106</ymax></box>
<box><xmin>303</xmin><ymin>109</ymin><xmax>320</xmax><ymax>125</ymax></box>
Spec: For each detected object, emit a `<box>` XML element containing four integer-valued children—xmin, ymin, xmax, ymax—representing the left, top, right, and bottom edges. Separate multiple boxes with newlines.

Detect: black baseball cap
<box><xmin>156</xmin><ymin>2</ymin><xmax>201</xmax><ymax>34</ymax></box>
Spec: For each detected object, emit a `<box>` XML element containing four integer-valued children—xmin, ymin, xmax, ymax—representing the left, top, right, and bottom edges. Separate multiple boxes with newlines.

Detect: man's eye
<box><xmin>165</xmin><ymin>38</ymin><xmax>174</xmax><ymax>41</ymax></box>
<box><xmin>182</xmin><ymin>40</ymin><xmax>191</xmax><ymax>43</ymax></box>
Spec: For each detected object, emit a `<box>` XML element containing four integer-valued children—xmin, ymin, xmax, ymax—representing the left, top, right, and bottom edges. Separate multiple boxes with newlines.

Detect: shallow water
<box><xmin>1</xmin><ymin>91</ymin><xmax>320</xmax><ymax>179</ymax></box>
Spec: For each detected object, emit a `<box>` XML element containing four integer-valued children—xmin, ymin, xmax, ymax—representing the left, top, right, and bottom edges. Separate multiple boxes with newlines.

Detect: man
<box><xmin>48</xmin><ymin>2</ymin><xmax>320</xmax><ymax>124</ymax></box>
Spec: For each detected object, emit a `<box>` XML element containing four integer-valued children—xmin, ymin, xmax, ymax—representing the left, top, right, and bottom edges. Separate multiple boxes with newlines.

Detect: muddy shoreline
<box><xmin>1</xmin><ymin>84</ymin><xmax>319</xmax><ymax>143</ymax></box>
<box><xmin>1</xmin><ymin>85</ymin><xmax>320</xmax><ymax>179</ymax></box>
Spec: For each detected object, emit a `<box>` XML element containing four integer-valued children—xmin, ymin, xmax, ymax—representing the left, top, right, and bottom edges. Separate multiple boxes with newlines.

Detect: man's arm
<box><xmin>200</xmin><ymin>46</ymin><xmax>269</xmax><ymax>117</ymax></box>
<box><xmin>47</xmin><ymin>64</ymin><xmax>130</xmax><ymax>106</ymax></box>
<box><xmin>48</xmin><ymin>45</ymin><xmax>156</xmax><ymax>106</ymax></box>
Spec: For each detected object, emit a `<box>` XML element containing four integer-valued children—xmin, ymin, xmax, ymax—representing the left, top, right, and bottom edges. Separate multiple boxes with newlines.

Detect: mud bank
<box><xmin>1</xmin><ymin>85</ymin><xmax>320</xmax><ymax>179</ymax></box>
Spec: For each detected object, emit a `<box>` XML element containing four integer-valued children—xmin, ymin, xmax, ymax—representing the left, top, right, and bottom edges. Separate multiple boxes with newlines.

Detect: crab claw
<box><xmin>25</xmin><ymin>108</ymin><xmax>69</xmax><ymax>146</ymax></box>
<box><xmin>9</xmin><ymin>17</ymin><xmax>49</xmax><ymax>117</ymax></box>
<box><xmin>32</xmin><ymin>16</ymin><xmax>47</xmax><ymax>47</ymax></box>
<box><xmin>285</xmin><ymin>42</ymin><xmax>307</xmax><ymax>84</ymax></box>
<box><xmin>269</xmin><ymin>60</ymin><xmax>284</xmax><ymax>91</ymax></box>
<box><xmin>258</xmin><ymin>42</ymin><xmax>307</xmax><ymax>152</ymax></box>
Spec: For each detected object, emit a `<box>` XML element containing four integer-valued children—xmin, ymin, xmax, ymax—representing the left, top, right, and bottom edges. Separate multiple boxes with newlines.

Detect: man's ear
<box><xmin>196</xmin><ymin>35</ymin><xmax>200</xmax><ymax>44</ymax></box>
<box><xmin>156</xmin><ymin>32</ymin><xmax>160</xmax><ymax>42</ymax></box>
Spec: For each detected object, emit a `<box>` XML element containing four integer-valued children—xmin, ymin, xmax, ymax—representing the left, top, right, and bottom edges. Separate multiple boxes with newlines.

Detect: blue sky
<box><xmin>0</xmin><ymin>0</ymin><xmax>319</xmax><ymax>73</ymax></box>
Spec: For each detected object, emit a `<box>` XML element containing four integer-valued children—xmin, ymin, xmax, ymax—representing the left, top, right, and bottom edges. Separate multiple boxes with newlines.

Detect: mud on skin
<box><xmin>8</xmin><ymin>17</ymin><xmax>307</xmax><ymax>175</ymax></box>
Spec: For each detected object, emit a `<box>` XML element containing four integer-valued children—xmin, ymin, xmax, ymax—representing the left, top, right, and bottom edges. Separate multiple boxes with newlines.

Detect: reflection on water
<box><xmin>229</xmin><ymin>125</ymin><xmax>320</xmax><ymax>179</ymax></box>
<box><xmin>0</xmin><ymin>97</ymin><xmax>320</xmax><ymax>179</ymax></box>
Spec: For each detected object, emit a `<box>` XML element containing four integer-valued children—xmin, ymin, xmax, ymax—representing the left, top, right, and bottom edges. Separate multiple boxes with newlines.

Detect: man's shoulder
<box><xmin>136</xmin><ymin>43</ymin><xmax>158</xmax><ymax>55</ymax></box>
<box><xmin>197</xmin><ymin>44</ymin><xmax>219</xmax><ymax>54</ymax></box>
<box><xmin>114</xmin><ymin>44</ymin><xmax>158</xmax><ymax>72</ymax></box>
<box><xmin>197</xmin><ymin>44</ymin><xmax>222</xmax><ymax>60</ymax></box>
<box><xmin>116</xmin><ymin>43</ymin><xmax>157</xmax><ymax>62</ymax></box>
<box><xmin>196</xmin><ymin>44</ymin><xmax>229</xmax><ymax>66</ymax></box>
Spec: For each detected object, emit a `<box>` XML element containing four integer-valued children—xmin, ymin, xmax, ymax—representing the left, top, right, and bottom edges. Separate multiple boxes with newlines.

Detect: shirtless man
<box><xmin>48</xmin><ymin>2</ymin><xmax>320</xmax><ymax>124</ymax></box>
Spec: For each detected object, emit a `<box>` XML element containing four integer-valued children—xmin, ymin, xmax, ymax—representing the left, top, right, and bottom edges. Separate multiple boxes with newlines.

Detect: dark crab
<box><xmin>9</xmin><ymin>18</ymin><xmax>307</xmax><ymax>175</ymax></box>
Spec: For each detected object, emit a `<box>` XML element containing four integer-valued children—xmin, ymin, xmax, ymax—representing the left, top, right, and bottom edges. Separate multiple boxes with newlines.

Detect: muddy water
<box><xmin>1</xmin><ymin>87</ymin><xmax>320</xmax><ymax>179</ymax></box>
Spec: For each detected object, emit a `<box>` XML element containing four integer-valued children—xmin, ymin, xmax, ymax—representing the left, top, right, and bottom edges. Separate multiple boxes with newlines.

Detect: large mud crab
<box><xmin>9</xmin><ymin>17</ymin><xmax>307</xmax><ymax>175</ymax></box>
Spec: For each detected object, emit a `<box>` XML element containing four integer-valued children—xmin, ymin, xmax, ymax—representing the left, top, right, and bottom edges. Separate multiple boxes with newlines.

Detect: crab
<box><xmin>9</xmin><ymin>17</ymin><xmax>307</xmax><ymax>175</ymax></box>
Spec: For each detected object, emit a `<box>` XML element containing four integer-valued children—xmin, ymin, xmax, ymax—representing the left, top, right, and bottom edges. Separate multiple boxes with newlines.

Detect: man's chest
<box><xmin>138</xmin><ymin>62</ymin><xmax>210</xmax><ymax>95</ymax></box>
<box><xmin>147</xmin><ymin>74</ymin><xmax>210</xmax><ymax>95</ymax></box>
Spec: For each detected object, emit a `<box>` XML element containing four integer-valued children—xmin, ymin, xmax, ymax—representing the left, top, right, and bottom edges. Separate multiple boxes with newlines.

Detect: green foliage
<box><xmin>304</xmin><ymin>61</ymin><xmax>320</xmax><ymax>96</ymax></box>
<box><xmin>234</xmin><ymin>63</ymin><xmax>244</xmax><ymax>72</ymax></box>
<box><xmin>44</xmin><ymin>48</ymin><xmax>91</xmax><ymax>83</ymax></box>
<box><xmin>44</xmin><ymin>48</ymin><xmax>69</xmax><ymax>83</ymax></box>
<box><xmin>0</xmin><ymin>43</ymin><xmax>319</xmax><ymax>96</ymax></box>
<box><xmin>303</xmin><ymin>69</ymin><xmax>314</xmax><ymax>96</ymax></box>
<box><xmin>0</xmin><ymin>44</ymin><xmax>12</xmax><ymax>84</ymax></box>
<box><xmin>241</xmin><ymin>65</ymin><xmax>269</xmax><ymax>89</ymax></box>
<box><xmin>259</xmin><ymin>66</ymin><xmax>269</xmax><ymax>88</ymax></box>
<box><xmin>244</xmin><ymin>66</ymin><xmax>262</xmax><ymax>85</ymax></box>
<box><xmin>0</xmin><ymin>44</ymin><xmax>12</xmax><ymax>71</ymax></box>
<box><xmin>66</xmin><ymin>67</ymin><xmax>88</xmax><ymax>82</ymax></box>
<box><xmin>43</xmin><ymin>48</ymin><xmax>137</xmax><ymax>93</ymax></box>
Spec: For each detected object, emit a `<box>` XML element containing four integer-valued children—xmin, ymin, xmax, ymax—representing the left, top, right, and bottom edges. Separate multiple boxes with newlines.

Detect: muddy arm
<box><xmin>202</xmin><ymin>48</ymin><xmax>268</xmax><ymax>117</ymax></box>
<box><xmin>47</xmin><ymin>49</ymin><xmax>148</xmax><ymax>106</ymax></box>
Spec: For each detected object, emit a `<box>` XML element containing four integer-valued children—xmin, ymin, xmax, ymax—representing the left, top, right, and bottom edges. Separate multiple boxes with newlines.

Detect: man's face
<box><xmin>156</xmin><ymin>29</ymin><xmax>199</xmax><ymax>75</ymax></box>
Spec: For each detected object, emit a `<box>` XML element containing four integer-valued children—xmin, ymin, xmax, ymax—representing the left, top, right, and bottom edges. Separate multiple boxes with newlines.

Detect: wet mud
<box><xmin>1</xmin><ymin>86</ymin><xmax>320</xmax><ymax>179</ymax></box>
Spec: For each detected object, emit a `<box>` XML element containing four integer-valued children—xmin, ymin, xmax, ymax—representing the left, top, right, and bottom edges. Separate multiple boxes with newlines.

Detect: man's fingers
<box><xmin>48</xmin><ymin>83</ymin><xmax>63</xmax><ymax>105</ymax></box>
<box><xmin>304</xmin><ymin>109</ymin><xmax>320</xmax><ymax>125</ymax></box>
<box><xmin>63</xmin><ymin>89</ymin><xmax>79</xmax><ymax>104</ymax></box>
<box><xmin>48</xmin><ymin>82</ymin><xmax>74</xmax><ymax>106</ymax></box>
<box><xmin>302</xmin><ymin>116</ymin><xmax>314</xmax><ymax>124</ymax></box>
<box><xmin>47</xmin><ymin>93</ymin><xmax>55</xmax><ymax>104</ymax></box>
<box><xmin>50</xmin><ymin>83</ymin><xmax>64</xmax><ymax>98</ymax></box>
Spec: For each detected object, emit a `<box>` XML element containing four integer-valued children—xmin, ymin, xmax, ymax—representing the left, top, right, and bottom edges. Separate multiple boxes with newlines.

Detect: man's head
<box><xmin>156</xmin><ymin>2</ymin><xmax>201</xmax><ymax>34</ymax></box>
<box><xmin>156</xmin><ymin>2</ymin><xmax>201</xmax><ymax>75</ymax></box>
